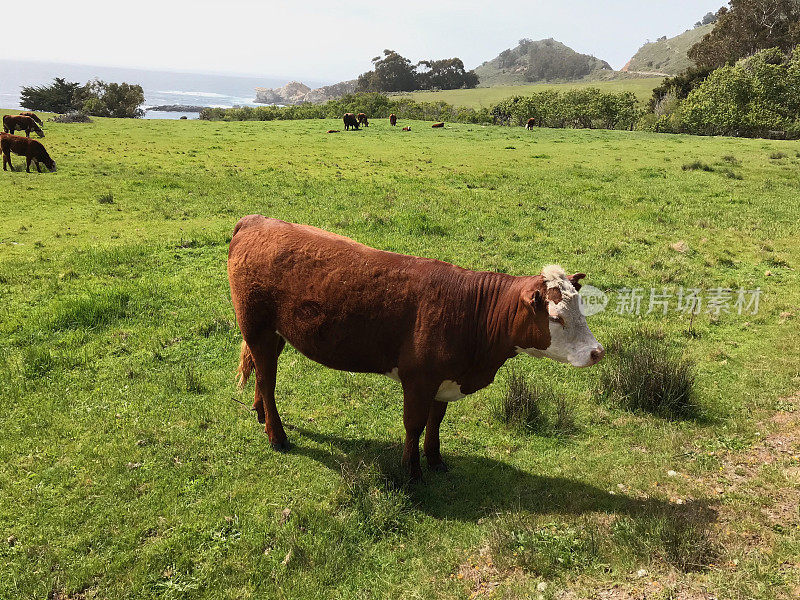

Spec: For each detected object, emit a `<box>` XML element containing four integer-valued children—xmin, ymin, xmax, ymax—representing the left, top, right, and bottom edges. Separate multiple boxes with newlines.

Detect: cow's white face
<box><xmin>517</xmin><ymin>266</ymin><xmax>604</xmax><ymax>368</ymax></box>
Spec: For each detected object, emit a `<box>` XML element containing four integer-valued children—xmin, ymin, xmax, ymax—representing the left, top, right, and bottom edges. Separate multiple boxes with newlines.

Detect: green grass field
<box><xmin>396</xmin><ymin>77</ymin><xmax>663</xmax><ymax>108</ymax></box>
<box><xmin>1</xmin><ymin>112</ymin><xmax>799</xmax><ymax>599</ymax></box>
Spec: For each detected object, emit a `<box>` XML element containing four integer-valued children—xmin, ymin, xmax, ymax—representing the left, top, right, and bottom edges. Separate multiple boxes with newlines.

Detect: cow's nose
<box><xmin>590</xmin><ymin>346</ymin><xmax>605</xmax><ymax>364</ymax></box>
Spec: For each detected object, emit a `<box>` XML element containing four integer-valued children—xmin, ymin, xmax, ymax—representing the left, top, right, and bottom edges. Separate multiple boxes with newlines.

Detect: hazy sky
<box><xmin>9</xmin><ymin>0</ymin><xmax>724</xmax><ymax>82</ymax></box>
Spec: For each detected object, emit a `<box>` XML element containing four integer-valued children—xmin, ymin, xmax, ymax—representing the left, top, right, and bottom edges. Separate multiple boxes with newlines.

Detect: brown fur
<box><xmin>343</xmin><ymin>113</ymin><xmax>359</xmax><ymax>130</ymax></box>
<box><xmin>3</xmin><ymin>115</ymin><xmax>44</xmax><ymax>138</ymax></box>
<box><xmin>431</xmin><ymin>122</ymin><xmax>444</xmax><ymax>128</ymax></box>
<box><xmin>357</xmin><ymin>112</ymin><xmax>369</xmax><ymax>127</ymax></box>
<box><xmin>526</xmin><ymin>118</ymin><xmax>535</xmax><ymax>130</ymax></box>
<box><xmin>228</xmin><ymin>216</ymin><xmax>553</xmax><ymax>477</ymax></box>
<box><xmin>389</xmin><ymin>114</ymin><xmax>397</xmax><ymax>126</ymax></box>
<box><xmin>1</xmin><ymin>132</ymin><xmax>56</xmax><ymax>172</ymax></box>
<box><xmin>327</xmin><ymin>129</ymin><xmax>340</xmax><ymax>133</ymax></box>
<box><xmin>19</xmin><ymin>112</ymin><xmax>44</xmax><ymax>126</ymax></box>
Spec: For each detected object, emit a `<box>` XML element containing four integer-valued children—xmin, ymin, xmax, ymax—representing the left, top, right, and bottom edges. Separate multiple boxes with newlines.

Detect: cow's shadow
<box><xmin>287</xmin><ymin>425</ymin><xmax>718</xmax><ymax>527</ymax></box>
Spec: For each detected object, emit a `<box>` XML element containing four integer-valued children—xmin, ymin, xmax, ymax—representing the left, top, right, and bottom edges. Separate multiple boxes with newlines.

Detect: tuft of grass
<box><xmin>598</xmin><ymin>328</ymin><xmax>698</xmax><ymax>419</ymax></box>
<box><xmin>181</xmin><ymin>365</ymin><xmax>206</xmax><ymax>394</ymax></box>
<box><xmin>98</xmin><ymin>192</ymin><xmax>114</xmax><ymax>204</ymax></box>
<box><xmin>770</xmin><ymin>151</ymin><xmax>787</xmax><ymax>160</ymax></box>
<box><xmin>50</xmin><ymin>290</ymin><xmax>131</xmax><ymax>330</ymax></box>
<box><xmin>333</xmin><ymin>460</ymin><xmax>412</xmax><ymax>538</ymax></box>
<box><xmin>497</xmin><ymin>370</ymin><xmax>576</xmax><ymax>435</ymax></box>
<box><xmin>682</xmin><ymin>161</ymin><xmax>713</xmax><ymax>172</ymax></box>
<box><xmin>612</xmin><ymin>510</ymin><xmax>719</xmax><ymax>572</ymax></box>
<box><xmin>722</xmin><ymin>155</ymin><xmax>741</xmax><ymax>165</ymax></box>
<box><xmin>489</xmin><ymin>515</ymin><xmax>599</xmax><ymax>577</ymax></box>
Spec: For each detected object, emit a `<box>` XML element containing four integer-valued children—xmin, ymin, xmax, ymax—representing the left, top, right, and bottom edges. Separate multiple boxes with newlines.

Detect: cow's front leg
<box><xmin>401</xmin><ymin>379</ymin><xmax>435</xmax><ymax>480</ymax></box>
<box><xmin>424</xmin><ymin>400</ymin><xmax>449</xmax><ymax>472</ymax></box>
<box><xmin>25</xmin><ymin>157</ymin><xmax>31</xmax><ymax>173</ymax></box>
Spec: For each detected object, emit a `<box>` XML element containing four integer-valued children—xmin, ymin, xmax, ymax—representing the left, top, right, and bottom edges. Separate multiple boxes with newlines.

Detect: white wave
<box><xmin>156</xmin><ymin>90</ymin><xmax>229</xmax><ymax>98</ymax></box>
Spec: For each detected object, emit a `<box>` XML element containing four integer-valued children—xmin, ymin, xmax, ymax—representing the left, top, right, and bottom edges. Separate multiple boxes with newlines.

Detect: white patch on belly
<box><xmin>435</xmin><ymin>380</ymin><xmax>466</xmax><ymax>402</ymax></box>
<box><xmin>385</xmin><ymin>367</ymin><xmax>401</xmax><ymax>382</ymax></box>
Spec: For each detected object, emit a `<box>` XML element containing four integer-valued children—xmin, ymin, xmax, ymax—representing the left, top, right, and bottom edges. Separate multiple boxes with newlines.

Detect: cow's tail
<box><xmin>236</xmin><ymin>340</ymin><xmax>255</xmax><ymax>389</ymax></box>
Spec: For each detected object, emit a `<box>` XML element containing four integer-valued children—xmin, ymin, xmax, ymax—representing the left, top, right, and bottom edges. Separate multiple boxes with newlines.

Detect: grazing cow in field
<box><xmin>357</xmin><ymin>113</ymin><xmax>369</xmax><ymax>127</ymax></box>
<box><xmin>343</xmin><ymin>113</ymin><xmax>359</xmax><ymax>130</ymax></box>
<box><xmin>402</xmin><ymin>126</ymin><xmax>411</xmax><ymax>131</ymax></box>
<box><xmin>228</xmin><ymin>216</ymin><xmax>604</xmax><ymax>479</ymax></box>
<box><xmin>389</xmin><ymin>114</ymin><xmax>397</xmax><ymax>126</ymax></box>
<box><xmin>1</xmin><ymin>133</ymin><xmax>56</xmax><ymax>172</ymax></box>
<box><xmin>431</xmin><ymin>122</ymin><xmax>444</xmax><ymax>128</ymax></box>
<box><xmin>19</xmin><ymin>112</ymin><xmax>44</xmax><ymax>126</ymax></box>
<box><xmin>327</xmin><ymin>129</ymin><xmax>340</xmax><ymax>133</ymax></box>
<box><xmin>526</xmin><ymin>118</ymin><xmax>535</xmax><ymax>130</ymax></box>
<box><xmin>3</xmin><ymin>115</ymin><xmax>45</xmax><ymax>138</ymax></box>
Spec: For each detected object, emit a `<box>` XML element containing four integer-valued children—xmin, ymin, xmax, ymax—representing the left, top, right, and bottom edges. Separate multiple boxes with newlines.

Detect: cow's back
<box><xmin>229</xmin><ymin>216</ymin><xmax>434</xmax><ymax>373</ymax></box>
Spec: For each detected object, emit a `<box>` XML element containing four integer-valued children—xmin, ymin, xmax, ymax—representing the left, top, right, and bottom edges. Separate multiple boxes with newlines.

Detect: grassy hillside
<box><xmin>1</xmin><ymin>112</ymin><xmax>799</xmax><ymax>599</ymax></box>
<box><xmin>625</xmin><ymin>24</ymin><xmax>713</xmax><ymax>75</ymax></box>
<box><xmin>475</xmin><ymin>38</ymin><xmax>612</xmax><ymax>86</ymax></box>
<box><xmin>397</xmin><ymin>77</ymin><xmax>663</xmax><ymax>108</ymax></box>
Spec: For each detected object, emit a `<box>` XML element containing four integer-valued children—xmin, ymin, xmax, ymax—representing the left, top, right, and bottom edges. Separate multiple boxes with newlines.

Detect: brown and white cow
<box><xmin>389</xmin><ymin>114</ymin><xmax>397</xmax><ymax>126</ymax></box>
<box><xmin>228</xmin><ymin>216</ymin><xmax>604</xmax><ymax>479</ymax></box>
<box><xmin>19</xmin><ymin>112</ymin><xmax>44</xmax><ymax>126</ymax></box>
<box><xmin>3</xmin><ymin>115</ymin><xmax>44</xmax><ymax>138</ymax></box>
<box><xmin>1</xmin><ymin>133</ymin><xmax>56</xmax><ymax>172</ymax></box>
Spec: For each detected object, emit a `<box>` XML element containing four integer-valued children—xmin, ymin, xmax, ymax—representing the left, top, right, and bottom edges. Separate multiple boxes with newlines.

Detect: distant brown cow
<box><xmin>19</xmin><ymin>112</ymin><xmax>44</xmax><ymax>126</ymax></box>
<box><xmin>526</xmin><ymin>118</ymin><xmax>535</xmax><ymax>130</ymax></box>
<box><xmin>343</xmin><ymin>113</ymin><xmax>359</xmax><ymax>130</ymax></box>
<box><xmin>431</xmin><ymin>122</ymin><xmax>444</xmax><ymax>128</ymax></box>
<box><xmin>389</xmin><ymin>114</ymin><xmax>397</xmax><ymax>126</ymax></box>
<box><xmin>228</xmin><ymin>216</ymin><xmax>603</xmax><ymax>478</ymax></box>
<box><xmin>357</xmin><ymin>113</ymin><xmax>369</xmax><ymax>127</ymax></box>
<box><xmin>402</xmin><ymin>126</ymin><xmax>411</xmax><ymax>131</ymax></box>
<box><xmin>3</xmin><ymin>115</ymin><xmax>44</xmax><ymax>138</ymax></box>
<box><xmin>1</xmin><ymin>133</ymin><xmax>56</xmax><ymax>172</ymax></box>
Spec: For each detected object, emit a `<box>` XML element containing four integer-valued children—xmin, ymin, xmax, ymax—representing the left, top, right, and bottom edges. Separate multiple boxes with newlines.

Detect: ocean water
<box><xmin>0</xmin><ymin>60</ymin><xmax>326</xmax><ymax>119</ymax></box>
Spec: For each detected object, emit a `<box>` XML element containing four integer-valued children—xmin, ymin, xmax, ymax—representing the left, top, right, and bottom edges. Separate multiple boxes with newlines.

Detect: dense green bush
<box><xmin>200</xmin><ymin>93</ymin><xmax>491</xmax><ymax>124</ymax></box>
<box><xmin>681</xmin><ymin>46</ymin><xmax>800</xmax><ymax>137</ymax></box>
<box><xmin>20</xmin><ymin>78</ymin><xmax>81</xmax><ymax>113</ymax></box>
<box><xmin>490</xmin><ymin>88</ymin><xmax>640</xmax><ymax>130</ymax></box>
<box><xmin>20</xmin><ymin>77</ymin><xmax>144</xmax><ymax>118</ymax></box>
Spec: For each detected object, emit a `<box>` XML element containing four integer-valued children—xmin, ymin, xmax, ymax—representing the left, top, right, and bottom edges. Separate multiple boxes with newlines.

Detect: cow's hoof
<box><xmin>270</xmin><ymin>440</ymin><xmax>291</xmax><ymax>452</ymax></box>
<box><xmin>428</xmin><ymin>461</ymin><xmax>448</xmax><ymax>473</ymax></box>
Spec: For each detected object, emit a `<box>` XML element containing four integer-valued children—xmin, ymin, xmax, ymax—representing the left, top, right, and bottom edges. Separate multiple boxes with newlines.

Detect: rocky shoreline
<box><xmin>146</xmin><ymin>105</ymin><xmax>206</xmax><ymax>112</ymax></box>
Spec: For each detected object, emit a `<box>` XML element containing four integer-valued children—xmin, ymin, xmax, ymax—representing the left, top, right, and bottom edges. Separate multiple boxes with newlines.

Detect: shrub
<box><xmin>51</xmin><ymin>111</ymin><xmax>93</xmax><ymax>124</ymax></box>
<box><xmin>98</xmin><ymin>193</ymin><xmax>114</xmax><ymax>204</ymax></box>
<box><xmin>682</xmin><ymin>161</ymin><xmax>714</xmax><ymax>172</ymax></box>
<box><xmin>497</xmin><ymin>369</ymin><xmax>576</xmax><ymax>435</ymax></box>
<box><xmin>597</xmin><ymin>328</ymin><xmax>698</xmax><ymax>419</ymax></box>
<box><xmin>681</xmin><ymin>46</ymin><xmax>800</xmax><ymax>138</ymax></box>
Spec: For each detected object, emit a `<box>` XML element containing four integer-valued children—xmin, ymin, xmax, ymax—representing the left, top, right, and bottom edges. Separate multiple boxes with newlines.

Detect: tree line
<box><xmin>200</xmin><ymin>89</ymin><xmax>642</xmax><ymax>132</ymax></box>
<box><xmin>19</xmin><ymin>78</ymin><xmax>145</xmax><ymax>118</ymax></box>
<box><xmin>355</xmin><ymin>50</ymin><xmax>478</xmax><ymax>93</ymax></box>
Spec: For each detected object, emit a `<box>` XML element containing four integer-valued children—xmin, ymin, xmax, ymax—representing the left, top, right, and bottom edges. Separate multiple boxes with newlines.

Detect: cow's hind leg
<box><xmin>424</xmin><ymin>400</ymin><xmax>448</xmax><ymax>472</ymax></box>
<box><xmin>249</xmin><ymin>332</ymin><xmax>288</xmax><ymax>450</ymax></box>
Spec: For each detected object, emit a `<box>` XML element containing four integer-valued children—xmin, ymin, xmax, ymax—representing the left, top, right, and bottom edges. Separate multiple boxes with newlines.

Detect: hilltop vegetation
<box><xmin>475</xmin><ymin>38</ymin><xmax>612</xmax><ymax>86</ymax></box>
<box><xmin>624</xmin><ymin>24</ymin><xmax>714</xmax><ymax>75</ymax></box>
<box><xmin>1</xmin><ymin>115</ymin><xmax>799</xmax><ymax>599</ymax></box>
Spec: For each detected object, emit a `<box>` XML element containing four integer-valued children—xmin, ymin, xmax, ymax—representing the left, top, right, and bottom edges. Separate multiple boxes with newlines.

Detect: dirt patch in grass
<box><xmin>452</xmin><ymin>545</ymin><xmax>522</xmax><ymax>599</ymax></box>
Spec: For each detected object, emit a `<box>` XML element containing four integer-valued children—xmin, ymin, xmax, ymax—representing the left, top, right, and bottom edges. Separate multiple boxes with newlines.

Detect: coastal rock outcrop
<box><xmin>254</xmin><ymin>79</ymin><xmax>357</xmax><ymax>105</ymax></box>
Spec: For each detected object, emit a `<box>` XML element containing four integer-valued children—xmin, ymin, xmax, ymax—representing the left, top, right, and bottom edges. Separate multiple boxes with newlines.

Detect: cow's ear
<box><xmin>522</xmin><ymin>288</ymin><xmax>548</xmax><ymax>313</ymax></box>
<box><xmin>569</xmin><ymin>273</ymin><xmax>586</xmax><ymax>291</ymax></box>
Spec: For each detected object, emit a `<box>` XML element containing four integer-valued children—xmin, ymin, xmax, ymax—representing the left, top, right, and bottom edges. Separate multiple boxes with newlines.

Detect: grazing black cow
<box><xmin>343</xmin><ymin>113</ymin><xmax>359</xmax><ymax>131</ymax></box>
